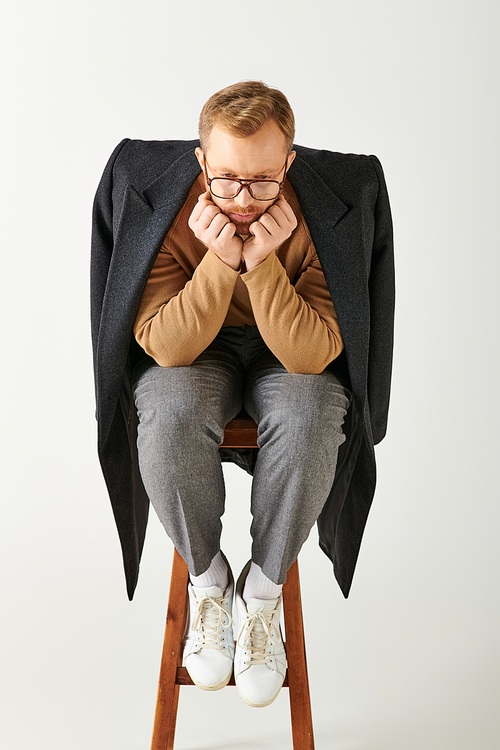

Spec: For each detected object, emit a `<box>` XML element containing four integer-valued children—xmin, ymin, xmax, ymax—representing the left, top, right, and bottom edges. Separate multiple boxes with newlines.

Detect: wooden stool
<box><xmin>150</xmin><ymin>417</ymin><xmax>315</xmax><ymax>750</ymax></box>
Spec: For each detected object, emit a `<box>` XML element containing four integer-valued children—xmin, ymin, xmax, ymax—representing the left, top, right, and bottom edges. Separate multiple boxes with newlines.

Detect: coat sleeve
<box><xmin>367</xmin><ymin>155</ymin><xmax>395</xmax><ymax>444</ymax></box>
<box><xmin>90</xmin><ymin>139</ymin><xmax>131</xmax><ymax>373</ymax></box>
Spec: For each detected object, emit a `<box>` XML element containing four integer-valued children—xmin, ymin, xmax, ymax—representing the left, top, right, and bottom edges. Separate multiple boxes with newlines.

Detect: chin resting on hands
<box><xmin>188</xmin><ymin>192</ymin><xmax>243</xmax><ymax>270</ymax></box>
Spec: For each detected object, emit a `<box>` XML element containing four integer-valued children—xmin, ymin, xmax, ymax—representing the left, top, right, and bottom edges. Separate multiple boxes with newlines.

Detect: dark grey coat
<box><xmin>91</xmin><ymin>138</ymin><xmax>394</xmax><ymax>600</ymax></box>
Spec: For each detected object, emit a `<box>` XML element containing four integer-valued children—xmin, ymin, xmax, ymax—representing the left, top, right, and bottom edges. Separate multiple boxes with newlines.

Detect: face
<box><xmin>195</xmin><ymin>119</ymin><xmax>295</xmax><ymax>235</ymax></box>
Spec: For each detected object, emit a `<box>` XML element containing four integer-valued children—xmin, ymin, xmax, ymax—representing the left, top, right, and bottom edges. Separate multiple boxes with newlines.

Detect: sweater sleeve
<box><xmin>134</xmin><ymin>246</ymin><xmax>240</xmax><ymax>367</ymax></box>
<box><xmin>241</xmin><ymin>250</ymin><xmax>343</xmax><ymax>374</ymax></box>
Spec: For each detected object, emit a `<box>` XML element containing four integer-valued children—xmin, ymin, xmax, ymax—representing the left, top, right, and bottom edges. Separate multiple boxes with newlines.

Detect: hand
<box><xmin>242</xmin><ymin>196</ymin><xmax>297</xmax><ymax>272</ymax></box>
<box><xmin>188</xmin><ymin>192</ymin><xmax>243</xmax><ymax>270</ymax></box>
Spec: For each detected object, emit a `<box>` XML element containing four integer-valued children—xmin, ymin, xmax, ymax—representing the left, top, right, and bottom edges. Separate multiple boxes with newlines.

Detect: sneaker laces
<box><xmin>191</xmin><ymin>593</ymin><xmax>232</xmax><ymax>650</ymax></box>
<box><xmin>238</xmin><ymin>605</ymin><xmax>279</xmax><ymax>666</ymax></box>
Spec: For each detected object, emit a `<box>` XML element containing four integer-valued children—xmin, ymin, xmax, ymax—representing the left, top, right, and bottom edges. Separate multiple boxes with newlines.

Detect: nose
<box><xmin>234</xmin><ymin>185</ymin><xmax>252</xmax><ymax>208</ymax></box>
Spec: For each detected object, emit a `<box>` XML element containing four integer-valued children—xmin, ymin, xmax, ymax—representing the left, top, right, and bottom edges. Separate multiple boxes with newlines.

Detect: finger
<box><xmin>202</xmin><ymin>213</ymin><xmax>232</xmax><ymax>245</ymax></box>
<box><xmin>269</xmin><ymin>196</ymin><xmax>297</xmax><ymax>227</ymax></box>
<box><xmin>261</xmin><ymin>202</ymin><xmax>287</xmax><ymax>227</ymax></box>
<box><xmin>198</xmin><ymin>190</ymin><xmax>216</xmax><ymax>206</ymax></box>
<box><xmin>277</xmin><ymin>194</ymin><xmax>297</xmax><ymax>222</ymax></box>
<box><xmin>256</xmin><ymin>212</ymin><xmax>278</xmax><ymax>234</ymax></box>
<box><xmin>217</xmin><ymin>221</ymin><xmax>237</xmax><ymax>241</ymax></box>
<box><xmin>189</xmin><ymin>192</ymin><xmax>216</xmax><ymax>224</ymax></box>
<box><xmin>248</xmin><ymin>221</ymin><xmax>270</xmax><ymax>240</ymax></box>
<box><xmin>208</xmin><ymin>211</ymin><xmax>230</xmax><ymax>234</ymax></box>
<box><xmin>188</xmin><ymin>193</ymin><xmax>214</xmax><ymax>229</ymax></box>
<box><xmin>198</xmin><ymin>205</ymin><xmax>225</xmax><ymax>232</ymax></box>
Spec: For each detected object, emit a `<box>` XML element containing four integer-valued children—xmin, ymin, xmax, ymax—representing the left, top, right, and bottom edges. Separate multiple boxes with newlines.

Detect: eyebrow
<box><xmin>216</xmin><ymin>168</ymin><xmax>278</xmax><ymax>178</ymax></box>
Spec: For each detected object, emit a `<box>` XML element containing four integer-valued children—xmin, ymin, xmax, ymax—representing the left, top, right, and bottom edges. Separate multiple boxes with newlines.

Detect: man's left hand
<box><xmin>242</xmin><ymin>196</ymin><xmax>297</xmax><ymax>272</ymax></box>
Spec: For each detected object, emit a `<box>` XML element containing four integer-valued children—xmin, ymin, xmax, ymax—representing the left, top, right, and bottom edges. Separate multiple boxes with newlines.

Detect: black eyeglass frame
<box><xmin>203</xmin><ymin>158</ymin><xmax>289</xmax><ymax>201</ymax></box>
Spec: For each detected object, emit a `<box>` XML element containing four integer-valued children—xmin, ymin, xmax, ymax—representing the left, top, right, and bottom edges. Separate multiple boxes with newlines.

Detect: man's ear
<box><xmin>195</xmin><ymin>148</ymin><xmax>205</xmax><ymax>169</ymax></box>
<box><xmin>286</xmin><ymin>150</ymin><xmax>296</xmax><ymax>171</ymax></box>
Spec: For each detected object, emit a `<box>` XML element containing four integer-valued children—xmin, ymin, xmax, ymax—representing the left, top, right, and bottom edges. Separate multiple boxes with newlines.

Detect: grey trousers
<box><xmin>132</xmin><ymin>326</ymin><xmax>351</xmax><ymax>584</ymax></box>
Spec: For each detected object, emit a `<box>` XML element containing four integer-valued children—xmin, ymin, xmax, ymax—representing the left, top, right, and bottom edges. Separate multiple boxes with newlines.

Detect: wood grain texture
<box><xmin>220</xmin><ymin>417</ymin><xmax>259</xmax><ymax>447</ymax></box>
<box><xmin>150</xmin><ymin>549</ymin><xmax>188</xmax><ymax>750</ymax></box>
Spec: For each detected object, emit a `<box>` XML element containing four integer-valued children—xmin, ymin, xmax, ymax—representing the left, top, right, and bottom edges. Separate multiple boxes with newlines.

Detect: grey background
<box><xmin>1</xmin><ymin>1</ymin><xmax>499</xmax><ymax>748</ymax></box>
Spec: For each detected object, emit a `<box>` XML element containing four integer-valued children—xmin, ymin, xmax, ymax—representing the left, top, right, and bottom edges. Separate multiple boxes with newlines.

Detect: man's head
<box><xmin>195</xmin><ymin>81</ymin><xmax>296</xmax><ymax>235</ymax></box>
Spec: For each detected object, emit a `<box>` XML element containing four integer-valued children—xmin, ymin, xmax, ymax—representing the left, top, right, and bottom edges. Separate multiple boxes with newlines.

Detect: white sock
<box><xmin>190</xmin><ymin>551</ymin><xmax>228</xmax><ymax>591</ymax></box>
<box><xmin>242</xmin><ymin>561</ymin><xmax>282</xmax><ymax>603</ymax></box>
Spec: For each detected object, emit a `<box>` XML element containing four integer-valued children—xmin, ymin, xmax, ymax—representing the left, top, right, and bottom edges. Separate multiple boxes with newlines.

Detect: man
<box><xmin>91</xmin><ymin>81</ymin><xmax>394</xmax><ymax>708</ymax></box>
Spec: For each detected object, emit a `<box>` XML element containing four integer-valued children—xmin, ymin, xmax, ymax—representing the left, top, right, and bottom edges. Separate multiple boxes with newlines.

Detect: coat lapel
<box><xmin>97</xmin><ymin>149</ymin><xmax>201</xmax><ymax>440</ymax></box>
<box><xmin>287</xmin><ymin>156</ymin><xmax>370</xmax><ymax>404</ymax></box>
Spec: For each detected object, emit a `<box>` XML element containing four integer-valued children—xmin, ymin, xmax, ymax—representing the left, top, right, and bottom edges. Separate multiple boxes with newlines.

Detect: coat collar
<box><xmin>287</xmin><ymin>155</ymin><xmax>349</xmax><ymax>231</ymax></box>
<box><xmin>142</xmin><ymin>146</ymin><xmax>200</xmax><ymax>210</ymax></box>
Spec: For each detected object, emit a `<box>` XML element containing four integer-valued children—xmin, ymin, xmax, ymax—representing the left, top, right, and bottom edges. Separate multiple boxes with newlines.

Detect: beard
<box><xmin>219</xmin><ymin>202</ymin><xmax>267</xmax><ymax>236</ymax></box>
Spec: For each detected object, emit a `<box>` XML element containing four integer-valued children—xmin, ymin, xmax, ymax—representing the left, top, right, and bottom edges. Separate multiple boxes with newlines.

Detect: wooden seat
<box><xmin>151</xmin><ymin>416</ymin><xmax>315</xmax><ymax>750</ymax></box>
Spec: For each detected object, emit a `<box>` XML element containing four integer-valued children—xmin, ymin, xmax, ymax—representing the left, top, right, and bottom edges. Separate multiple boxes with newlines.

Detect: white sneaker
<box><xmin>234</xmin><ymin>563</ymin><xmax>287</xmax><ymax>707</ymax></box>
<box><xmin>183</xmin><ymin>567</ymin><xmax>234</xmax><ymax>691</ymax></box>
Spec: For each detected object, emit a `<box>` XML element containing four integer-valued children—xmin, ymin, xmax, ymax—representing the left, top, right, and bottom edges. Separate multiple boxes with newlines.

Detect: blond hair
<box><xmin>199</xmin><ymin>81</ymin><xmax>295</xmax><ymax>153</ymax></box>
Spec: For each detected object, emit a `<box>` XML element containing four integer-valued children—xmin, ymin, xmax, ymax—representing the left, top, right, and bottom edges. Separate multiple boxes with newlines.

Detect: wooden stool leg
<box><xmin>151</xmin><ymin>549</ymin><xmax>189</xmax><ymax>750</ymax></box>
<box><xmin>150</xmin><ymin>546</ymin><xmax>315</xmax><ymax>749</ymax></box>
<box><xmin>282</xmin><ymin>560</ymin><xmax>315</xmax><ymax>750</ymax></box>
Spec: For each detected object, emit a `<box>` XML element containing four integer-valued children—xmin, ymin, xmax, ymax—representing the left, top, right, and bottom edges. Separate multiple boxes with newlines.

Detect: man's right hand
<box><xmin>188</xmin><ymin>192</ymin><xmax>243</xmax><ymax>270</ymax></box>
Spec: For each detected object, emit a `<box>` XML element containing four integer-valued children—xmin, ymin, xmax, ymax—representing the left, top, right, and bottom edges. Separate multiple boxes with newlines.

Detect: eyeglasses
<box><xmin>203</xmin><ymin>158</ymin><xmax>288</xmax><ymax>201</ymax></box>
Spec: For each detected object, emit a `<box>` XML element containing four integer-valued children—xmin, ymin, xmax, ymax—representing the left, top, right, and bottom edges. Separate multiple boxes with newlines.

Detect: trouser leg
<box><xmin>244</xmin><ymin>351</ymin><xmax>351</xmax><ymax>585</ymax></box>
<box><xmin>132</xmin><ymin>348</ymin><xmax>244</xmax><ymax>576</ymax></box>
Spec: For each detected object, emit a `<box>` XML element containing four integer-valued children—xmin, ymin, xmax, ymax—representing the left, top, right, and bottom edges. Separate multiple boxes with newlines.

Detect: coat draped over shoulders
<box><xmin>91</xmin><ymin>138</ymin><xmax>395</xmax><ymax>600</ymax></box>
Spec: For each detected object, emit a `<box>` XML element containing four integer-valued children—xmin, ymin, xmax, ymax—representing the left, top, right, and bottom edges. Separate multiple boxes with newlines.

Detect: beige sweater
<box><xmin>134</xmin><ymin>174</ymin><xmax>343</xmax><ymax>374</ymax></box>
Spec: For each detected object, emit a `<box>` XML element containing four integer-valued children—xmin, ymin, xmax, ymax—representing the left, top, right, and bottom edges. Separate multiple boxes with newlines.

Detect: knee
<box><xmin>259</xmin><ymin>383</ymin><xmax>350</xmax><ymax>446</ymax></box>
<box><xmin>139</xmin><ymin>393</ymin><xmax>216</xmax><ymax>437</ymax></box>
